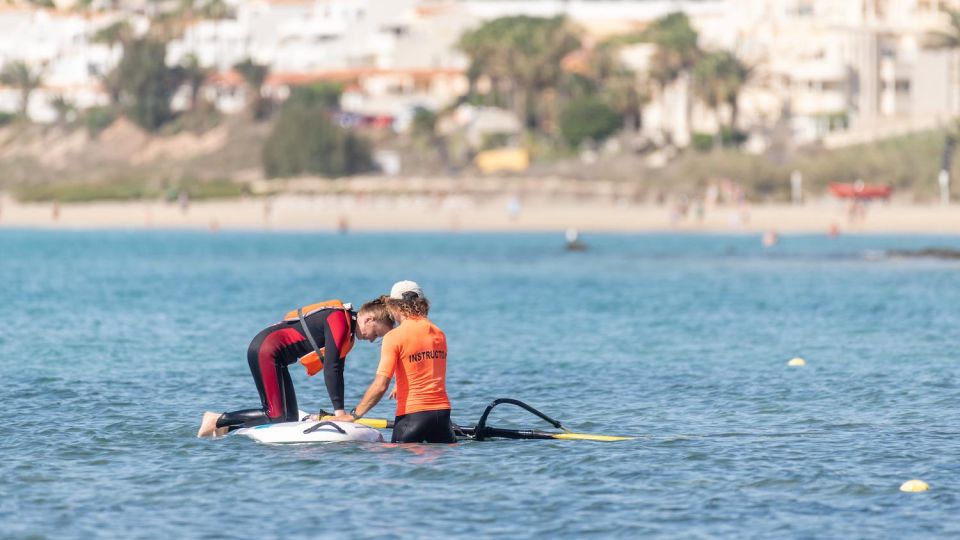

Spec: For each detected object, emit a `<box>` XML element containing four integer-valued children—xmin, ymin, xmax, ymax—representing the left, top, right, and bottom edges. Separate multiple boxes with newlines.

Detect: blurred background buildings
<box><xmin>3</xmin><ymin>0</ymin><xmax>960</xmax><ymax>211</ymax></box>
<box><xmin>3</xmin><ymin>0</ymin><xmax>959</xmax><ymax>146</ymax></box>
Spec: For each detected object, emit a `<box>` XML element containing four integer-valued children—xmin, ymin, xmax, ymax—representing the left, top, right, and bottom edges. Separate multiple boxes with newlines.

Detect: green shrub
<box><xmin>0</xmin><ymin>111</ymin><xmax>15</xmax><ymax>126</ymax></box>
<box><xmin>12</xmin><ymin>176</ymin><xmax>245</xmax><ymax>203</ymax></box>
<box><xmin>653</xmin><ymin>129</ymin><xmax>958</xmax><ymax>201</ymax></box>
<box><xmin>721</xmin><ymin>128</ymin><xmax>748</xmax><ymax>147</ymax></box>
<box><xmin>288</xmin><ymin>82</ymin><xmax>343</xmax><ymax>109</ymax></box>
<box><xmin>692</xmin><ymin>132</ymin><xmax>715</xmax><ymax>152</ymax></box>
<box><xmin>178</xmin><ymin>178</ymin><xmax>246</xmax><ymax>199</ymax></box>
<box><xmin>411</xmin><ymin>107</ymin><xmax>437</xmax><ymax>139</ymax></box>
<box><xmin>161</xmin><ymin>107</ymin><xmax>223</xmax><ymax>135</ymax></box>
<box><xmin>83</xmin><ymin>106</ymin><xmax>118</xmax><ymax>137</ymax></box>
<box><xmin>692</xmin><ymin>129</ymin><xmax>748</xmax><ymax>152</ymax></box>
<box><xmin>559</xmin><ymin>97</ymin><xmax>622</xmax><ymax>147</ymax></box>
<box><xmin>262</xmin><ymin>99</ymin><xmax>374</xmax><ymax>178</ymax></box>
<box><xmin>13</xmin><ymin>179</ymin><xmax>151</xmax><ymax>202</ymax></box>
<box><xmin>481</xmin><ymin>132</ymin><xmax>514</xmax><ymax>151</ymax></box>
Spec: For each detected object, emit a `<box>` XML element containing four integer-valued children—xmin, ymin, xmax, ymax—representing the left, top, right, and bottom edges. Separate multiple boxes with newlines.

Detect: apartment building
<box><xmin>456</xmin><ymin>0</ymin><xmax>960</xmax><ymax>147</ymax></box>
<box><xmin>700</xmin><ymin>0</ymin><xmax>960</xmax><ymax>146</ymax></box>
<box><xmin>168</xmin><ymin>0</ymin><xmax>473</xmax><ymax>119</ymax></box>
<box><xmin>2</xmin><ymin>0</ymin><xmax>960</xmax><ymax>149</ymax></box>
<box><xmin>0</xmin><ymin>6</ymin><xmax>130</xmax><ymax>121</ymax></box>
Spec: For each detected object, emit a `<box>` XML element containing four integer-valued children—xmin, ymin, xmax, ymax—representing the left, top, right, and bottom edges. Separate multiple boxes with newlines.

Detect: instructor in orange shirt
<box><xmin>336</xmin><ymin>280</ymin><xmax>455</xmax><ymax>443</ymax></box>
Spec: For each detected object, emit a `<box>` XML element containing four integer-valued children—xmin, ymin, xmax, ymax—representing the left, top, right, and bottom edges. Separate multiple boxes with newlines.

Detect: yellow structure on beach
<box><xmin>474</xmin><ymin>148</ymin><xmax>530</xmax><ymax>174</ymax></box>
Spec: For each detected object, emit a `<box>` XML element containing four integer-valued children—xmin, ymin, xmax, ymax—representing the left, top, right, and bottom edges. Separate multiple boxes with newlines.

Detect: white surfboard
<box><xmin>235</xmin><ymin>419</ymin><xmax>384</xmax><ymax>444</ymax></box>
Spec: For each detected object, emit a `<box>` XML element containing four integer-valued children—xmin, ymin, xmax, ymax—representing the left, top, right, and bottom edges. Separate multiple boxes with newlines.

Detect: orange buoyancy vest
<box><xmin>283</xmin><ymin>299</ymin><xmax>354</xmax><ymax>376</ymax></box>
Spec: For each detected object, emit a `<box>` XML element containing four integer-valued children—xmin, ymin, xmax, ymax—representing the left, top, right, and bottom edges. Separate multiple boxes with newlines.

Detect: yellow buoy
<box><xmin>787</xmin><ymin>357</ymin><xmax>806</xmax><ymax>367</ymax></box>
<box><xmin>900</xmin><ymin>479</ymin><xmax>929</xmax><ymax>492</ymax></box>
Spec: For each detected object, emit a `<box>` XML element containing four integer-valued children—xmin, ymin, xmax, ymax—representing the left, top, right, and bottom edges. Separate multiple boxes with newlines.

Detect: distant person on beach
<box><xmin>262</xmin><ymin>197</ymin><xmax>272</xmax><ymax>227</ymax></box>
<box><xmin>848</xmin><ymin>200</ymin><xmax>866</xmax><ymax>224</ymax></box>
<box><xmin>507</xmin><ymin>196</ymin><xmax>522</xmax><ymax>221</ymax></box>
<box><xmin>331</xmin><ymin>281</ymin><xmax>455</xmax><ymax>444</ymax></box>
<box><xmin>197</xmin><ymin>297</ymin><xmax>395</xmax><ymax>437</ymax></box>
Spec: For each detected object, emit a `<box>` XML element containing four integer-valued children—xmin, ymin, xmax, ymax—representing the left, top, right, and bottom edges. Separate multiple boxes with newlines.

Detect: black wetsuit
<box><xmin>217</xmin><ymin>309</ymin><xmax>356</xmax><ymax>430</ymax></box>
<box><xmin>391</xmin><ymin>409</ymin><xmax>456</xmax><ymax>443</ymax></box>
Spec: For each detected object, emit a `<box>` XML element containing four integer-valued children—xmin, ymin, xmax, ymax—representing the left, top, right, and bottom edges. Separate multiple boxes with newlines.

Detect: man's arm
<box><xmin>336</xmin><ymin>374</ymin><xmax>391</xmax><ymax>421</ymax></box>
<box><xmin>321</xmin><ymin>311</ymin><xmax>350</xmax><ymax>415</ymax></box>
<box><xmin>335</xmin><ymin>331</ymin><xmax>397</xmax><ymax>421</ymax></box>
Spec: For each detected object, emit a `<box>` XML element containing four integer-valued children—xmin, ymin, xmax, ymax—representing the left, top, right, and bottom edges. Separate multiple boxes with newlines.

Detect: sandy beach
<box><xmin>2</xmin><ymin>192</ymin><xmax>960</xmax><ymax>234</ymax></box>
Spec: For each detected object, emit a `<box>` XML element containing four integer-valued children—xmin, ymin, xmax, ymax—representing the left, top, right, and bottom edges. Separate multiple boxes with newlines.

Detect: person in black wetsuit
<box><xmin>197</xmin><ymin>297</ymin><xmax>394</xmax><ymax>438</ymax></box>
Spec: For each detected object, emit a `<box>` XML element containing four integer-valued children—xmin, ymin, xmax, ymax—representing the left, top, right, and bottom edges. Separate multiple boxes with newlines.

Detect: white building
<box><xmin>168</xmin><ymin>0</ymin><xmax>474</xmax><ymax>118</ymax></box>
<box><xmin>3</xmin><ymin>0</ymin><xmax>960</xmax><ymax>147</ymax></box>
<box><xmin>454</xmin><ymin>0</ymin><xmax>960</xmax><ymax>147</ymax></box>
<box><xmin>0</xmin><ymin>5</ymin><xmax>137</xmax><ymax>121</ymax></box>
<box><xmin>478</xmin><ymin>0</ymin><xmax>960</xmax><ymax>148</ymax></box>
<box><xmin>697</xmin><ymin>0</ymin><xmax>960</xmax><ymax>146</ymax></box>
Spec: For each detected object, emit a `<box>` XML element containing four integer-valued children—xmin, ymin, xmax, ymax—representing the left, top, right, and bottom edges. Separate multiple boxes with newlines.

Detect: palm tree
<box><xmin>0</xmin><ymin>61</ymin><xmax>43</xmax><ymax>120</ymax></box>
<box><xmin>49</xmin><ymin>94</ymin><xmax>75</xmax><ymax>125</ymax></box>
<box><xmin>179</xmin><ymin>54</ymin><xmax>210</xmax><ymax>113</ymax></box>
<box><xmin>92</xmin><ymin>20</ymin><xmax>134</xmax><ymax>50</ymax></box>
<box><xmin>147</xmin><ymin>0</ymin><xmax>232</xmax><ymax>42</ymax></box>
<box><xmin>234</xmin><ymin>58</ymin><xmax>269</xmax><ymax>120</ymax></box>
<box><xmin>197</xmin><ymin>0</ymin><xmax>231</xmax><ymax>19</ymax></box>
<box><xmin>590</xmin><ymin>40</ymin><xmax>650</xmax><ymax>129</ymax></box>
<box><xmin>637</xmin><ymin>12</ymin><xmax>702</xmax><ymax>146</ymax></box>
<box><xmin>925</xmin><ymin>8</ymin><xmax>960</xmax><ymax>48</ymax></box>
<box><xmin>92</xmin><ymin>20</ymin><xmax>135</xmax><ymax>105</ymax></box>
<box><xmin>644</xmin><ymin>12</ymin><xmax>701</xmax><ymax>90</ymax></box>
<box><xmin>459</xmin><ymin>16</ymin><xmax>580</xmax><ymax>133</ymax></box>
<box><xmin>692</xmin><ymin>50</ymin><xmax>752</xmax><ymax>148</ymax></box>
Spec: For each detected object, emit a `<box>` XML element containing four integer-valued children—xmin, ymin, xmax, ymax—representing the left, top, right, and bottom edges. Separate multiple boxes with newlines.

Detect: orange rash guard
<box><xmin>376</xmin><ymin>317</ymin><xmax>451</xmax><ymax>416</ymax></box>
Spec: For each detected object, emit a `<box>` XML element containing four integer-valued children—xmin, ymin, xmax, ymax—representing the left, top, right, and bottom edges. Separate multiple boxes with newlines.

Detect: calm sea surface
<box><xmin>2</xmin><ymin>230</ymin><xmax>959</xmax><ymax>539</ymax></box>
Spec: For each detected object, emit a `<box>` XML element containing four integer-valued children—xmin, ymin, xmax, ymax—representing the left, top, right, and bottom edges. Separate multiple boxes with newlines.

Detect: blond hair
<box><xmin>358</xmin><ymin>295</ymin><xmax>395</xmax><ymax>326</ymax></box>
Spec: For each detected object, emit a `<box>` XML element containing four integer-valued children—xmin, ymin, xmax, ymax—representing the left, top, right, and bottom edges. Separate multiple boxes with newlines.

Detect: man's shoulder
<box><xmin>383</xmin><ymin>323</ymin><xmax>410</xmax><ymax>344</ymax></box>
<box><xmin>425</xmin><ymin>319</ymin><xmax>444</xmax><ymax>334</ymax></box>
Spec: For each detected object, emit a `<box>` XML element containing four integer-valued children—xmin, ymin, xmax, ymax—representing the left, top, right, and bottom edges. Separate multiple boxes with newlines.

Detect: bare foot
<box><xmin>197</xmin><ymin>411</ymin><xmax>222</xmax><ymax>438</ymax></box>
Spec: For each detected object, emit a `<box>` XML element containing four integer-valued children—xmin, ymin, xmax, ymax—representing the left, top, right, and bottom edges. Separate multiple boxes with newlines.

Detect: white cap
<box><xmin>390</xmin><ymin>280</ymin><xmax>423</xmax><ymax>300</ymax></box>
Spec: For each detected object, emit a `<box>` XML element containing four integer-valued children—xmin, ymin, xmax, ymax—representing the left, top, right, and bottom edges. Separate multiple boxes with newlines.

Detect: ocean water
<box><xmin>2</xmin><ymin>229</ymin><xmax>959</xmax><ymax>539</ymax></box>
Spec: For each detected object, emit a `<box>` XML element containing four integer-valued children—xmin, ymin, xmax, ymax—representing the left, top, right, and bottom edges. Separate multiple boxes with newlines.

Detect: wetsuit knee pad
<box><xmin>217</xmin><ymin>409</ymin><xmax>271</xmax><ymax>430</ymax></box>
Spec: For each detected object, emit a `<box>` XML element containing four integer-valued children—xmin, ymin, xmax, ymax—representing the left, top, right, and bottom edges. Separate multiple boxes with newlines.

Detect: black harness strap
<box><xmin>298</xmin><ymin>307</ymin><xmax>325</xmax><ymax>362</ymax></box>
